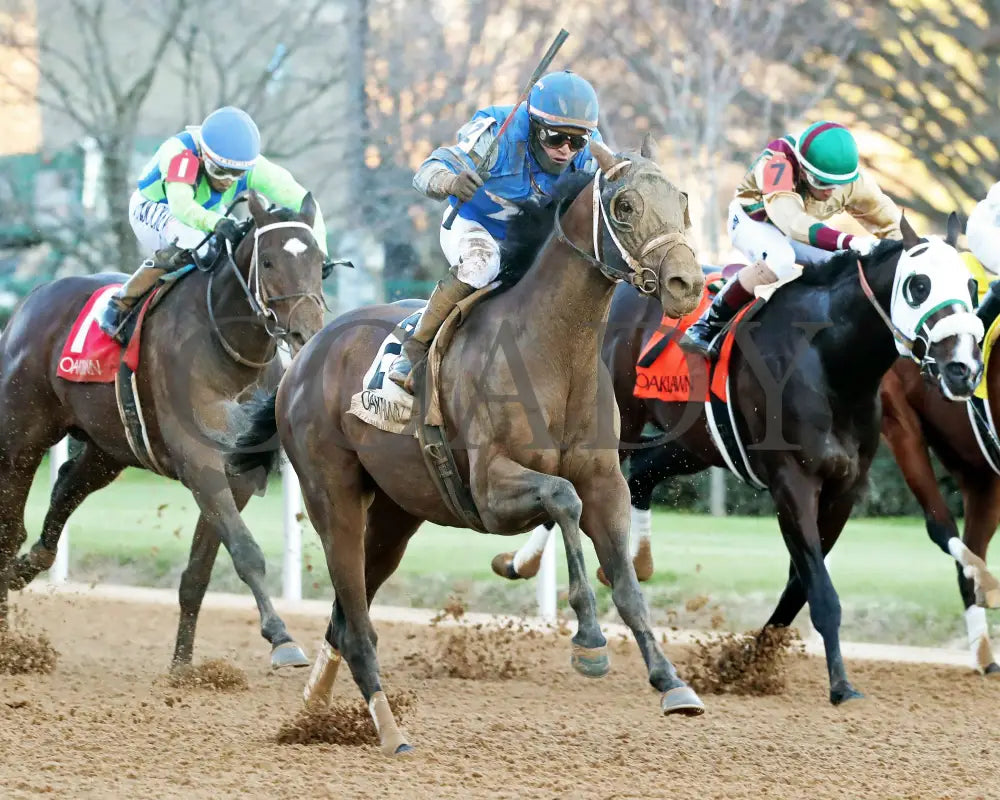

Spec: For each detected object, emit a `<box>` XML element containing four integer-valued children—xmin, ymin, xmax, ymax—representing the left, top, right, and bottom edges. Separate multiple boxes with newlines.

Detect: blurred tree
<box><xmin>804</xmin><ymin>0</ymin><xmax>1000</xmax><ymax>220</ymax></box>
<box><xmin>594</xmin><ymin>0</ymin><xmax>855</xmax><ymax>260</ymax></box>
<box><xmin>0</xmin><ymin>0</ymin><xmax>191</xmax><ymax>272</ymax></box>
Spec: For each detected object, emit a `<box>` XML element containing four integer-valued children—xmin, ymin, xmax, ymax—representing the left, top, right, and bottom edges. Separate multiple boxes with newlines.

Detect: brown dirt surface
<box><xmin>1</xmin><ymin>592</ymin><xmax>999</xmax><ymax>799</ymax></box>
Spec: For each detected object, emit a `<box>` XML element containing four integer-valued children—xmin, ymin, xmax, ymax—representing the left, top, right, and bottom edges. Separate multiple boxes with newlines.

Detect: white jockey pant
<box><xmin>439</xmin><ymin>207</ymin><xmax>501</xmax><ymax>289</ymax></box>
<box><xmin>128</xmin><ymin>190</ymin><xmax>211</xmax><ymax>258</ymax></box>
<box><xmin>727</xmin><ymin>199</ymin><xmax>833</xmax><ymax>280</ymax></box>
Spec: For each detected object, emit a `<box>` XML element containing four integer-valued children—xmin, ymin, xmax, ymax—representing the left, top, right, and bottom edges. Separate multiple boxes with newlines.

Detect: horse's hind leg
<box><xmin>0</xmin><ymin>448</ymin><xmax>46</xmax><ymax>629</ymax></box>
<box><xmin>956</xmin><ymin>480</ymin><xmax>1000</xmax><ymax>675</ymax></box>
<box><xmin>10</xmin><ymin>441</ymin><xmax>123</xmax><ymax>590</ymax></box>
<box><xmin>481</xmin><ymin>455</ymin><xmax>609</xmax><ymax>678</ymax></box>
<box><xmin>171</xmin><ymin>511</ymin><xmax>222</xmax><ymax>669</ymax></box>
<box><xmin>300</xmin><ymin>452</ymin><xmax>411</xmax><ymax>756</ymax></box>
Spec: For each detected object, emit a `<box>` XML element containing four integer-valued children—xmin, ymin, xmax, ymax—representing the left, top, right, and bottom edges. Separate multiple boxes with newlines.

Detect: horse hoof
<box><xmin>393</xmin><ymin>743</ymin><xmax>415</xmax><ymax>756</ymax></box>
<box><xmin>271</xmin><ymin>642</ymin><xmax>310</xmax><ymax>670</ymax></box>
<box><xmin>983</xmin><ymin>662</ymin><xmax>1000</xmax><ymax>678</ymax></box>
<box><xmin>595</xmin><ymin>567</ymin><xmax>611</xmax><ymax>587</ymax></box>
<box><xmin>830</xmin><ymin>684</ymin><xmax>865</xmax><ymax>705</ymax></box>
<box><xmin>570</xmin><ymin>644</ymin><xmax>610</xmax><ymax>678</ymax></box>
<box><xmin>491</xmin><ymin>553</ymin><xmax>527</xmax><ymax>580</ymax></box>
<box><xmin>660</xmin><ymin>686</ymin><xmax>705</xmax><ymax>716</ymax></box>
<box><xmin>633</xmin><ymin>545</ymin><xmax>654</xmax><ymax>582</ymax></box>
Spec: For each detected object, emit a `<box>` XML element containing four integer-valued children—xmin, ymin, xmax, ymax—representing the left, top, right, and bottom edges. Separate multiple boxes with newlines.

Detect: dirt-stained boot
<box><xmin>99</xmin><ymin>244</ymin><xmax>187</xmax><ymax>342</ymax></box>
<box><xmin>387</xmin><ymin>273</ymin><xmax>476</xmax><ymax>393</ymax></box>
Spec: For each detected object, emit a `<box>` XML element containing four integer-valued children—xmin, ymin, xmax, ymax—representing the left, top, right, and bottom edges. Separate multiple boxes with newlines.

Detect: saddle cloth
<box><xmin>633</xmin><ymin>274</ymin><xmax>766</xmax><ymax>488</ymax></box>
<box><xmin>347</xmin><ymin>308</ymin><xmax>422</xmax><ymax>434</ymax></box>
<box><xmin>56</xmin><ymin>285</ymin><xmax>156</xmax><ymax>383</ymax></box>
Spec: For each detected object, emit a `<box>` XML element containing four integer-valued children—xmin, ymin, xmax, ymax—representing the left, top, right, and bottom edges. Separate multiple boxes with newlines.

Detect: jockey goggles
<box><xmin>203</xmin><ymin>156</ymin><xmax>247</xmax><ymax>182</ymax></box>
<box><xmin>536</xmin><ymin>126</ymin><xmax>590</xmax><ymax>152</ymax></box>
<box><xmin>803</xmin><ymin>169</ymin><xmax>841</xmax><ymax>191</ymax></box>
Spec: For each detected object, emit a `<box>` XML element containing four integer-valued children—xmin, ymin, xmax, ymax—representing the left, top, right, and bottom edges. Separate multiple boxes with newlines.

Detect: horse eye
<box><xmin>903</xmin><ymin>273</ymin><xmax>931</xmax><ymax>307</ymax></box>
<box><xmin>618</xmin><ymin>199</ymin><xmax>633</xmax><ymax>215</ymax></box>
<box><xmin>262</xmin><ymin>257</ymin><xmax>274</xmax><ymax>270</ymax></box>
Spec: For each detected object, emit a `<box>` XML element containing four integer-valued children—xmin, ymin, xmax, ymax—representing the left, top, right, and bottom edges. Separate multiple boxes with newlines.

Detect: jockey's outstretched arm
<box><xmin>247</xmin><ymin>157</ymin><xmax>329</xmax><ymax>256</ymax></box>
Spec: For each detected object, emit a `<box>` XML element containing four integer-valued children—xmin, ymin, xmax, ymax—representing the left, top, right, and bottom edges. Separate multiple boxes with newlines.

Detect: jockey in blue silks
<box><xmin>387</xmin><ymin>70</ymin><xmax>604</xmax><ymax>392</ymax></box>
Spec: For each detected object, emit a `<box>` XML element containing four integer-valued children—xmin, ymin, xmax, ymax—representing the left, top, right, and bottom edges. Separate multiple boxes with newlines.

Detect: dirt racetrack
<box><xmin>1</xmin><ymin>590</ymin><xmax>999</xmax><ymax>800</ymax></box>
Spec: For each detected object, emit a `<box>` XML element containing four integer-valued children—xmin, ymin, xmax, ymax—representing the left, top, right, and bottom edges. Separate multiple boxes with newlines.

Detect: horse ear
<box><xmin>946</xmin><ymin>211</ymin><xmax>961</xmax><ymax>247</ymax></box>
<box><xmin>299</xmin><ymin>192</ymin><xmax>317</xmax><ymax>227</ymax></box>
<box><xmin>900</xmin><ymin>211</ymin><xmax>921</xmax><ymax>249</ymax></box>
<box><xmin>247</xmin><ymin>189</ymin><xmax>268</xmax><ymax>224</ymax></box>
<box><xmin>590</xmin><ymin>140</ymin><xmax>618</xmax><ymax>174</ymax></box>
<box><xmin>640</xmin><ymin>132</ymin><xmax>659</xmax><ymax>161</ymax></box>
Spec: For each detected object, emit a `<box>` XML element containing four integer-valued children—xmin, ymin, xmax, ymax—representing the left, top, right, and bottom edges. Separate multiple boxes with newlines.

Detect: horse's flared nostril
<box><xmin>944</xmin><ymin>362</ymin><xmax>971</xmax><ymax>382</ymax></box>
<box><xmin>667</xmin><ymin>276</ymin><xmax>693</xmax><ymax>297</ymax></box>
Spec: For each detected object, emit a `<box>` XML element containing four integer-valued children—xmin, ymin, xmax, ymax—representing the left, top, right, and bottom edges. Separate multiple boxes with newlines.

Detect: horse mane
<box><xmin>496</xmin><ymin>170</ymin><xmax>596</xmax><ymax>289</ymax></box>
<box><xmin>796</xmin><ymin>238</ymin><xmax>905</xmax><ymax>286</ymax></box>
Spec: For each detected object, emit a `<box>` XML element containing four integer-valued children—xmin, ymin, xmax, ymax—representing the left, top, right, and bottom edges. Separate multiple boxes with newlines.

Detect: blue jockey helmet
<box><xmin>527</xmin><ymin>71</ymin><xmax>599</xmax><ymax>131</ymax></box>
<box><xmin>200</xmin><ymin>106</ymin><xmax>261</xmax><ymax>172</ymax></box>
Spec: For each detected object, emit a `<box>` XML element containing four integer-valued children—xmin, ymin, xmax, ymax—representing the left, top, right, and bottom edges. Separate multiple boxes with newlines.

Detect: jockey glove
<box><xmin>848</xmin><ymin>235</ymin><xmax>879</xmax><ymax>257</ymax></box>
<box><xmin>214</xmin><ymin>217</ymin><xmax>242</xmax><ymax>247</ymax></box>
<box><xmin>447</xmin><ymin>170</ymin><xmax>484</xmax><ymax>202</ymax></box>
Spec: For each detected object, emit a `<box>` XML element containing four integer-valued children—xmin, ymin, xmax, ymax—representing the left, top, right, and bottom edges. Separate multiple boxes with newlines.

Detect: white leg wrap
<box><xmin>630</xmin><ymin>506</ymin><xmax>652</xmax><ymax>559</ymax></box>
<box><xmin>513</xmin><ymin>525</ymin><xmax>553</xmax><ymax>573</ymax></box>
<box><xmin>964</xmin><ymin>606</ymin><xmax>995</xmax><ymax>670</ymax></box>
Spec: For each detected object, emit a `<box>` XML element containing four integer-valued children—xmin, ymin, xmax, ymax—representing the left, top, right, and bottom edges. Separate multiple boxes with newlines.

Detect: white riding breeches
<box><xmin>128</xmin><ymin>190</ymin><xmax>210</xmax><ymax>257</ymax></box>
<box><xmin>439</xmin><ymin>208</ymin><xmax>501</xmax><ymax>289</ymax></box>
<box><xmin>727</xmin><ymin>199</ymin><xmax>833</xmax><ymax>280</ymax></box>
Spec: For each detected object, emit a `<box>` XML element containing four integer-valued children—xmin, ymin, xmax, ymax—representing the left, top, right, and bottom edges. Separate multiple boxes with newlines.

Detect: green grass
<box><xmin>15</xmin><ymin>461</ymin><xmax>989</xmax><ymax>647</ymax></box>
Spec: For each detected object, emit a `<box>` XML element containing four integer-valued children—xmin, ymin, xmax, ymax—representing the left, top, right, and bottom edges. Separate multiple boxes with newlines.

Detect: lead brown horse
<box><xmin>0</xmin><ymin>191</ymin><xmax>325</xmax><ymax>669</ymax></box>
<box><xmin>227</xmin><ymin>140</ymin><xmax>709</xmax><ymax>755</ymax></box>
<box><xmin>497</xmin><ymin>218</ymin><xmax>986</xmax><ymax>704</ymax></box>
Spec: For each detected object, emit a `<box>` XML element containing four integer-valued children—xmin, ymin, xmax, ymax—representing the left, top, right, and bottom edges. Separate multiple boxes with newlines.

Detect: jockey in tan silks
<box><xmin>680</xmin><ymin>120</ymin><xmax>903</xmax><ymax>357</ymax></box>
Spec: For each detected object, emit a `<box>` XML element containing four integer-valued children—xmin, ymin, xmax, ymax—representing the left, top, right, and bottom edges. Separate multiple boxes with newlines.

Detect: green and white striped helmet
<box><xmin>794</xmin><ymin>121</ymin><xmax>859</xmax><ymax>187</ymax></box>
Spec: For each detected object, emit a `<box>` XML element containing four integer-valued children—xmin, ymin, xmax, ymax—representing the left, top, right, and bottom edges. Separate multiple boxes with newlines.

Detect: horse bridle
<box><xmin>856</xmin><ymin>257</ymin><xmax>982</xmax><ymax>380</ymax></box>
<box><xmin>207</xmin><ymin>220</ymin><xmax>324</xmax><ymax>368</ymax></box>
<box><xmin>552</xmin><ymin>161</ymin><xmax>696</xmax><ymax>295</ymax></box>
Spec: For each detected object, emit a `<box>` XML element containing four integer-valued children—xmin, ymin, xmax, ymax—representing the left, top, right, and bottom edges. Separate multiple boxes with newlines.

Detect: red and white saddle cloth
<box><xmin>633</xmin><ymin>274</ymin><xmax>767</xmax><ymax>489</ymax></box>
<box><xmin>57</xmin><ymin>285</ymin><xmax>155</xmax><ymax>383</ymax></box>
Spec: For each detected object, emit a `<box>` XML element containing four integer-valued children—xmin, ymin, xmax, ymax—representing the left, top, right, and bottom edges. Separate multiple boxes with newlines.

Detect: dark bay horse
<box><xmin>228</xmin><ymin>140</ymin><xmax>709</xmax><ymax>755</ymax></box>
<box><xmin>498</xmin><ymin>221</ymin><xmax>985</xmax><ymax>704</ymax></box>
<box><xmin>0</xmin><ymin>190</ymin><xmax>325</xmax><ymax>670</ymax></box>
<box><xmin>881</xmin><ymin>357</ymin><xmax>1000</xmax><ymax>674</ymax></box>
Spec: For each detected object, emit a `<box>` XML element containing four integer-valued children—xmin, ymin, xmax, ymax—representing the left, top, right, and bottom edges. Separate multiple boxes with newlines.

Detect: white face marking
<box><xmin>283</xmin><ymin>237</ymin><xmax>308</xmax><ymax>257</ymax></box>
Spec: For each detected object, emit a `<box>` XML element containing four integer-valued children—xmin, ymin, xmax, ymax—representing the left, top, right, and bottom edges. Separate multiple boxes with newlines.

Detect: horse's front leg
<box><xmin>577</xmin><ymin>463</ymin><xmax>705</xmax><ymax>716</ymax></box>
<box><xmin>479</xmin><ymin>455</ymin><xmax>609</xmax><ymax>677</ymax></box>
<box><xmin>771</xmin><ymin>465</ymin><xmax>862</xmax><ymax>705</ymax></box>
<box><xmin>180</xmin><ymin>458</ymin><xmax>307</xmax><ymax>670</ymax></box>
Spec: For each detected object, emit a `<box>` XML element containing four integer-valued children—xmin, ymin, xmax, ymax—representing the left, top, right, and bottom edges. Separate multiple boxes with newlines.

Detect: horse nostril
<box><xmin>667</xmin><ymin>276</ymin><xmax>691</xmax><ymax>296</ymax></box>
<box><xmin>944</xmin><ymin>362</ymin><xmax>971</xmax><ymax>382</ymax></box>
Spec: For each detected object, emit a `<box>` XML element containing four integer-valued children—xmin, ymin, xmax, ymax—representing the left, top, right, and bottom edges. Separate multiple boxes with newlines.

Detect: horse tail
<box><xmin>226</xmin><ymin>389</ymin><xmax>281</xmax><ymax>479</ymax></box>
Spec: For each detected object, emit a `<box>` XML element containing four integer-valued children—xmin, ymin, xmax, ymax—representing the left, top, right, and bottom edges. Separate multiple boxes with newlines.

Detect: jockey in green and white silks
<box><xmin>680</xmin><ymin>121</ymin><xmax>903</xmax><ymax>358</ymax></box>
<box><xmin>386</xmin><ymin>70</ymin><xmax>603</xmax><ymax>393</ymax></box>
<box><xmin>99</xmin><ymin>106</ymin><xmax>329</xmax><ymax>341</ymax></box>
